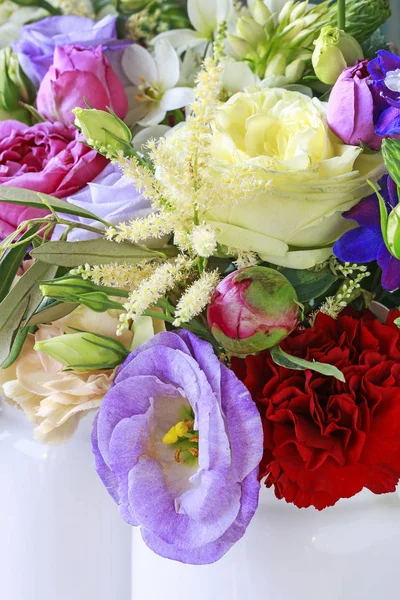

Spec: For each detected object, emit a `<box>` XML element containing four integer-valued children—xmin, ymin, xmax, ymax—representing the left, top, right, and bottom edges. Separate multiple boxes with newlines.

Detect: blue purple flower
<box><xmin>13</xmin><ymin>15</ymin><xmax>130</xmax><ymax>87</ymax></box>
<box><xmin>333</xmin><ymin>176</ymin><xmax>400</xmax><ymax>291</ymax></box>
<box><xmin>368</xmin><ymin>50</ymin><xmax>400</xmax><ymax>137</ymax></box>
<box><xmin>92</xmin><ymin>330</ymin><xmax>263</xmax><ymax>564</ymax></box>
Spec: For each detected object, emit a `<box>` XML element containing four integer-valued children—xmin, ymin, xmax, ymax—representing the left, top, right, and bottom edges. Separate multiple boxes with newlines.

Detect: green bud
<box><xmin>252</xmin><ymin>0</ymin><xmax>271</xmax><ymax>26</ymax></box>
<box><xmin>237</xmin><ymin>16</ymin><xmax>265</xmax><ymax>49</ymax></box>
<box><xmin>35</xmin><ymin>332</ymin><xmax>129</xmax><ymax>371</ymax></box>
<box><xmin>227</xmin><ymin>34</ymin><xmax>253</xmax><ymax>59</ymax></box>
<box><xmin>265</xmin><ymin>53</ymin><xmax>287</xmax><ymax>77</ymax></box>
<box><xmin>290</xmin><ymin>0</ymin><xmax>308</xmax><ymax>22</ymax></box>
<box><xmin>278</xmin><ymin>0</ymin><xmax>295</xmax><ymax>25</ymax></box>
<box><xmin>40</xmin><ymin>276</ymin><xmax>124</xmax><ymax>312</ymax></box>
<box><xmin>285</xmin><ymin>58</ymin><xmax>305</xmax><ymax>83</ymax></box>
<box><xmin>73</xmin><ymin>108</ymin><xmax>133</xmax><ymax>157</ymax></box>
<box><xmin>0</xmin><ymin>48</ymin><xmax>35</xmax><ymax>124</ymax></box>
<box><xmin>312</xmin><ymin>26</ymin><xmax>364</xmax><ymax>85</ymax></box>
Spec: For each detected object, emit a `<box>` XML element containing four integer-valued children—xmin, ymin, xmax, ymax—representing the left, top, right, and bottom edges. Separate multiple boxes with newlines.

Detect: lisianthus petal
<box><xmin>128</xmin><ymin>457</ymin><xmax>241</xmax><ymax>548</ymax></box>
<box><xmin>377</xmin><ymin>244</ymin><xmax>400</xmax><ymax>292</ymax></box>
<box><xmin>122</xmin><ymin>44</ymin><xmax>157</xmax><ymax>86</ymax></box>
<box><xmin>138</xmin><ymin>104</ymin><xmax>166</xmax><ymax>127</ymax></box>
<box><xmin>333</xmin><ymin>227</ymin><xmax>382</xmax><ymax>263</ymax></box>
<box><xmin>141</xmin><ymin>468</ymin><xmax>260</xmax><ymax>565</ymax></box>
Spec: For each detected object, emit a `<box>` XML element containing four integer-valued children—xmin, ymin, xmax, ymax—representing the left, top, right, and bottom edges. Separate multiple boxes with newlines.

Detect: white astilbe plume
<box><xmin>173</xmin><ymin>270</ymin><xmax>220</xmax><ymax>327</ymax></box>
<box><xmin>72</xmin><ymin>262</ymin><xmax>158</xmax><ymax>290</ymax></box>
<box><xmin>119</xmin><ymin>255</ymin><xmax>194</xmax><ymax>332</ymax></box>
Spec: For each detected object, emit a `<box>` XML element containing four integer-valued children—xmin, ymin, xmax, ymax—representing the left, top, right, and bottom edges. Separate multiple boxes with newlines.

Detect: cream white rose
<box><xmin>0</xmin><ymin>306</ymin><xmax>161</xmax><ymax>443</ymax></box>
<box><xmin>203</xmin><ymin>88</ymin><xmax>385</xmax><ymax>268</ymax></box>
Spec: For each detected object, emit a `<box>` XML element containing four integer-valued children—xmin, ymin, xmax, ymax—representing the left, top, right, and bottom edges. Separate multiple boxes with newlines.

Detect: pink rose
<box><xmin>36</xmin><ymin>44</ymin><xmax>128</xmax><ymax>125</ymax></box>
<box><xmin>0</xmin><ymin>120</ymin><xmax>108</xmax><ymax>238</ymax></box>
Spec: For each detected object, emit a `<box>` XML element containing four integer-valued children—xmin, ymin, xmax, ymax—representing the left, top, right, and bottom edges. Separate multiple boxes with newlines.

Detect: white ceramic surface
<box><xmin>132</xmin><ymin>484</ymin><xmax>400</xmax><ymax>600</ymax></box>
<box><xmin>0</xmin><ymin>401</ymin><xmax>131</xmax><ymax>600</ymax></box>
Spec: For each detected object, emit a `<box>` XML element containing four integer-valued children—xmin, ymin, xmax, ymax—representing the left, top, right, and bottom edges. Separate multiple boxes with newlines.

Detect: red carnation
<box><xmin>232</xmin><ymin>309</ymin><xmax>400</xmax><ymax>510</ymax></box>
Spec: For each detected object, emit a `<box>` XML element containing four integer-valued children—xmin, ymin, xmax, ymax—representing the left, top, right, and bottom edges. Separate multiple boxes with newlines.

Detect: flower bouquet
<box><xmin>0</xmin><ymin>0</ymin><xmax>400</xmax><ymax>596</ymax></box>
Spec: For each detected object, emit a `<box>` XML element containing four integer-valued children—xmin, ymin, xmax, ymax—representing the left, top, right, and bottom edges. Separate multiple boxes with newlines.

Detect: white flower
<box><xmin>153</xmin><ymin>0</ymin><xmax>234</xmax><ymax>54</ymax></box>
<box><xmin>222</xmin><ymin>57</ymin><xmax>259</xmax><ymax>96</ymax></box>
<box><xmin>122</xmin><ymin>40</ymin><xmax>195</xmax><ymax>127</ymax></box>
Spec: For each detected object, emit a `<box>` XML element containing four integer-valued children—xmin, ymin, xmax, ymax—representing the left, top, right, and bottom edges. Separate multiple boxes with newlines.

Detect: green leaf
<box><xmin>25</xmin><ymin>300</ymin><xmax>79</xmax><ymax>327</ymax></box>
<box><xmin>387</xmin><ymin>203</ymin><xmax>400</xmax><ymax>259</ymax></box>
<box><xmin>279</xmin><ymin>267</ymin><xmax>338</xmax><ymax>302</ymax></box>
<box><xmin>31</xmin><ymin>238</ymin><xmax>177</xmax><ymax>267</ymax></box>
<box><xmin>1</xmin><ymin>326</ymin><xmax>33</xmax><ymax>370</ymax></box>
<box><xmin>0</xmin><ymin>186</ymin><xmax>109</xmax><ymax>225</ymax></box>
<box><xmin>0</xmin><ymin>260</ymin><xmax>57</xmax><ymax>365</ymax></box>
<box><xmin>394</xmin><ymin>317</ymin><xmax>400</xmax><ymax>329</ymax></box>
<box><xmin>270</xmin><ymin>345</ymin><xmax>345</xmax><ymax>383</ymax></box>
<box><xmin>368</xmin><ymin>179</ymin><xmax>389</xmax><ymax>248</ymax></box>
<box><xmin>0</xmin><ymin>224</ymin><xmax>40</xmax><ymax>303</ymax></box>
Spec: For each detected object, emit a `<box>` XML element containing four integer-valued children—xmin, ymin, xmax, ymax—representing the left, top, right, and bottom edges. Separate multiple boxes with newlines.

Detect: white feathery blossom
<box><xmin>119</xmin><ymin>255</ymin><xmax>194</xmax><ymax>332</ymax></box>
<box><xmin>173</xmin><ymin>270</ymin><xmax>220</xmax><ymax>326</ymax></box>
<box><xmin>191</xmin><ymin>224</ymin><xmax>217</xmax><ymax>257</ymax></box>
<box><xmin>72</xmin><ymin>262</ymin><xmax>157</xmax><ymax>290</ymax></box>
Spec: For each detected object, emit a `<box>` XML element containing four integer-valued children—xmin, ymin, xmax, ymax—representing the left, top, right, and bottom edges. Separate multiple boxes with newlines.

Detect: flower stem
<box><xmin>337</xmin><ymin>0</ymin><xmax>346</xmax><ymax>30</ymax></box>
<box><xmin>38</xmin><ymin>0</ymin><xmax>62</xmax><ymax>15</ymax></box>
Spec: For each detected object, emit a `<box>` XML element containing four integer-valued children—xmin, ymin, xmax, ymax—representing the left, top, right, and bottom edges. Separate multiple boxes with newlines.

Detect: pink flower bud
<box><xmin>207</xmin><ymin>266</ymin><xmax>299</xmax><ymax>355</ymax></box>
<box><xmin>327</xmin><ymin>59</ymin><xmax>382</xmax><ymax>150</ymax></box>
<box><xmin>36</xmin><ymin>44</ymin><xmax>128</xmax><ymax>125</ymax></box>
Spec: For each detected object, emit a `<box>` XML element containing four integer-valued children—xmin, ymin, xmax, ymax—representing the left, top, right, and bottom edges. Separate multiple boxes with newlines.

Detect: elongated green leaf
<box><xmin>0</xmin><ymin>224</ymin><xmax>40</xmax><ymax>303</ymax></box>
<box><xmin>279</xmin><ymin>267</ymin><xmax>337</xmax><ymax>302</ymax></box>
<box><xmin>270</xmin><ymin>345</ymin><xmax>345</xmax><ymax>383</ymax></box>
<box><xmin>394</xmin><ymin>317</ymin><xmax>400</xmax><ymax>329</ymax></box>
<box><xmin>368</xmin><ymin>179</ymin><xmax>389</xmax><ymax>248</ymax></box>
<box><xmin>0</xmin><ymin>187</ymin><xmax>108</xmax><ymax>225</ymax></box>
<box><xmin>31</xmin><ymin>238</ymin><xmax>177</xmax><ymax>267</ymax></box>
<box><xmin>25</xmin><ymin>301</ymin><xmax>79</xmax><ymax>327</ymax></box>
<box><xmin>0</xmin><ymin>260</ymin><xmax>57</xmax><ymax>364</ymax></box>
<box><xmin>2</xmin><ymin>326</ymin><xmax>33</xmax><ymax>369</ymax></box>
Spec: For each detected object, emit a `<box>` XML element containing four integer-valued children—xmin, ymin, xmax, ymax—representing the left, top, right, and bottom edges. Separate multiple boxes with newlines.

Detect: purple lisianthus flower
<box><xmin>368</xmin><ymin>50</ymin><xmax>400</xmax><ymax>137</ymax></box>
<box><xmin>52</xmin><ymin>163</ymin><xmax>152</xmax><ymax>241</ymax></box>
<box><xmin>333</xmin><ymin>176</ymin><xmax>400</xmax><ymax>292</ymax></box>
<box><xmin>92</xmin><ymin>330</ymin><xmax>263</xmax><ymax>565</ymax></box>
<box><xmin>13</xmin><ymin>15</ymin><xmax>130</xmax><ymax>87</ymax></box>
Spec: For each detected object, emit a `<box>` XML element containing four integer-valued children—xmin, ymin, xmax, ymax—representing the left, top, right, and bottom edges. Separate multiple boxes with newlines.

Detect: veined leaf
<box><xmin>0</xmin><ymin>260</ymin><xmax>57</xmax><ymax>365</ymax></box>
<box><xmin>0</xmin><ymin>224</ymin><xmax>40</xmax><ymax>303</ymax></box>
<box><xmin>2</xmin><ymin>326</ymin><xmax>33</xmax><ymax>369</ymax></box>
<box><xmin>31</xmin><ymin>238</ymin><xmax>177</xmax><ymax>267</ymax></box>
<box><xmin>279</xmin><ymin>267</ymin><xmax>337</xmax><ymax>302</ymax></box>
<box><xmin>0</xmin><ymin>187</ymin><xmax>109</xmax><ymax>225</ymax></box>
<box><xmin>270</xmin><ymin>345</ymin><xmax>345</xmax><ymax>383</ymax></box>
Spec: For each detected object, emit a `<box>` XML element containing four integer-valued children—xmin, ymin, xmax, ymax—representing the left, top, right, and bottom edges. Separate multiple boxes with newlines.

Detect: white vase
<box><xmin>131</xmin><ymin>485</ymin><xmax>400</xmax><ymax>600</ymax></box>
<box><xmin>0</xmin><ymin>400</ymin><xmax>132</xmax><ymax>600</ymax></box>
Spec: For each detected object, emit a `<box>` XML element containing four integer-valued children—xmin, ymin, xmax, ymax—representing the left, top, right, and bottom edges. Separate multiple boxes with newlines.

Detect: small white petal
<box><xmin>122</xmin><ymin>44</ymin><xmax>158</xmax><ymax>86</ymax></box>
<box><xmin>188</xmin><ymin>0</ymin><xmax>232</xmax><ymax>36</ymax></box>
<box><xmin>223</xmin><ymin>59</ymin><xmax>259</xmax><ymax>95</ymax></box>
<box><xmin>154</xmin><ymin>40</ymin><xmax>180</xmax><ymax>90</ymax></box>
<box><xmin>152</xmin><ymin>29</ymin><xmax>207</xmax><ymax>55</ymax></box>
<box><xmin>160</xmin><ymin>87</ymin><xmax>195</xmax><ymax>111</ymax></box>
<box><xmin>138</xmin><ymin>104</ymin><xmax>167</xmax><ymax>127</ymax></box>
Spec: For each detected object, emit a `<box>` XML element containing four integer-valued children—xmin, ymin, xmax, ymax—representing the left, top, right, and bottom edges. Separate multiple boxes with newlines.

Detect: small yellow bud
<box><xmin>312</xmin><ymin>26</ymin><xmax>364</xmax><ymax>85</ymax></box>
<box><xmin>290</xmin><ymin>0</ymin><xmax>308</xmax><ymax>22</ymax></box>
<box><xmin>278</xmin><ymin>0</ymin><xmax>294</xmax><ymax>24</ymax></box>
<box><xmin>227</xmin><ymin>34</ymin><xmax>253</xmax><ymax>59</ymax></box>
